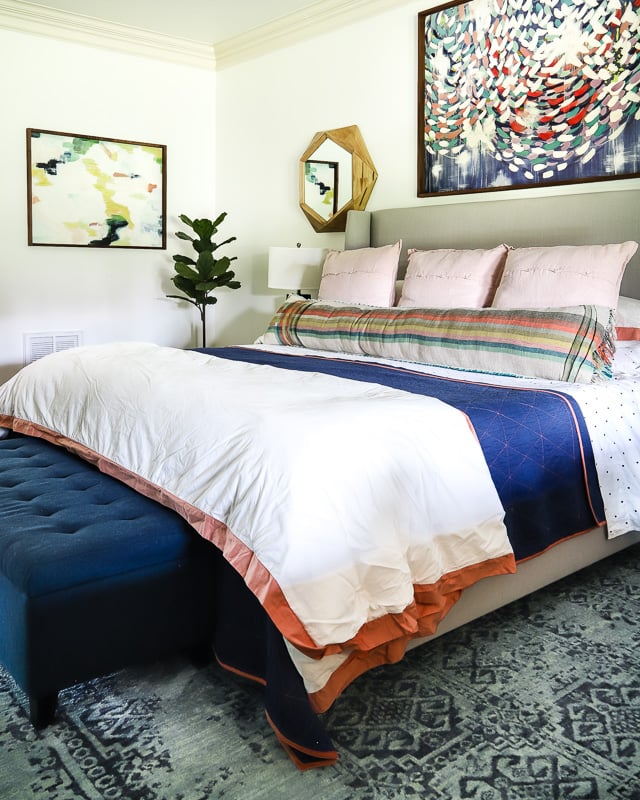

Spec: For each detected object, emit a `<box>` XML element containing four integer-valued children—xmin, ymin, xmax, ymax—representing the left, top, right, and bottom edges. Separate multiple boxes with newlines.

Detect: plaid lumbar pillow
<box><xmin>263</xmin><ymin>300</ymin><xmax>615</xmax><ymax>384</ymax></box>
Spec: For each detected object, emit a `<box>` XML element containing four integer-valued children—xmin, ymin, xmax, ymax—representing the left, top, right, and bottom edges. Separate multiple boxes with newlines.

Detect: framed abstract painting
<box><xmin>304</xmin><ymin>159</ymin><xmax>339</xmax><ymax>220</ymax></box>
<box><xmin>418</xmin><ymin>0</ymin><xmax>640</xmax><ymax>197</ymax></box>
<box><xmin>27</xmin><ymin>128</ymin><xmax>166</xmax><ymax>248</ymax></box>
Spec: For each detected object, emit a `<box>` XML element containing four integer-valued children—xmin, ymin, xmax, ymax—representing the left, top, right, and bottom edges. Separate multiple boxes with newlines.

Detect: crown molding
<box><xmin>0</xmin><ymin>0</ymin><xmax>216</xmax><ymax>70</ymax></box>
<box><xmin>0</xmin><ymin>0</ymin><xmax>411</xmax><ymax>71</ymax></box>
<box><xmin>215</xmin><ymin>0</ymin><xmax>410</xmax><ymax>69</ymax></box>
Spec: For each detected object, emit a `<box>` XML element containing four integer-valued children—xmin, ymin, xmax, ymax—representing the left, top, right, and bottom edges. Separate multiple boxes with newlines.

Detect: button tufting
<box><xmin>0</xmin><ymin>434</ymin><xmax>205</xmax><ymax>596</ymax></box>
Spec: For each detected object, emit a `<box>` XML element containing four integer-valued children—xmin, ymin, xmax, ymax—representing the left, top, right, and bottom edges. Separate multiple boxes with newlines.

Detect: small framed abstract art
<box><xmin>418</xmin><ymin>1</ymin><xmax>640</xmax><ymax>197</ymax></box>
<box><xmin>27</xmin><ymin>128</ymin><xmax>166</xmax><ymax>248</ymax></box>
<box><xmin>303</xmin><ymin>159</ymin><xmax>339</xmax><ymax>221</ymax></box>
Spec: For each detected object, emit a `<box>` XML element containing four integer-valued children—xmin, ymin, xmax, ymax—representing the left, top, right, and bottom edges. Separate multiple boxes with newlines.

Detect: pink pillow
<box><xmin>398</xmin><ymin>245</ymin><xmax>508</xmax><ymax>308</ymax></box>
<box><xmin>318</xmin><ymin>242</ymin><xmax>401</xmax><ymax>307</ymax></box>
<box><xmin>492</xmin><ymin>242</ymin><xmax>638</xmax><ymax>310</ymax></box>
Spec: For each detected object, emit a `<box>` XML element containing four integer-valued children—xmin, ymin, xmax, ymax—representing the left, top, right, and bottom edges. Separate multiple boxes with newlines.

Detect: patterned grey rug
<box><xmin>1</xmin><ymin>544</ymin><xmax>639</xmax><ymax>800</ymax></box>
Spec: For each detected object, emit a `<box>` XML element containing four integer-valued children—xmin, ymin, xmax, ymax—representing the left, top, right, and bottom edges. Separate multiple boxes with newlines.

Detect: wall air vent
<box><xmin>23</xmin><ymin>331</ymin><xmax>83</xmax><ymax>366</ymax></box>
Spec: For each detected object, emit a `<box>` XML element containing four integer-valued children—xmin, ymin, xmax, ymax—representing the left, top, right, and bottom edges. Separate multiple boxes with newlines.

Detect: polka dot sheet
<box><xmin>565</xmin><ymin>341</ymin><xmax>640</xmax><ymax>537</ymax></box>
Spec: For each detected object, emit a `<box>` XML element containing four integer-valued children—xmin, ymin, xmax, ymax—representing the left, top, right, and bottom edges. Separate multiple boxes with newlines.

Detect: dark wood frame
<box><xmin>417</xmin><ymin>1</ymin><xmax>640</xmax><ymax>197</ymax></box>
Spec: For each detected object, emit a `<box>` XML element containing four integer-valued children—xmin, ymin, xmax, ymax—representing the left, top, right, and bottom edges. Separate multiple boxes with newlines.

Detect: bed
<box><xmin>1</xmin><ymin>187</ymin><xmax>639</xmax><ymax>769</ymax></box>
<box><xmin>340</xmin><ymin>188</ymin><xmax>640</xmax><ymax>645</ymax></box>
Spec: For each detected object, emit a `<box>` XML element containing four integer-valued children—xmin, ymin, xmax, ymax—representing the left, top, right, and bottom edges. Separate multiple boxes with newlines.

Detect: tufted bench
<box><xmin>0</xmin><ymin>433</ymin><xmax>217</xmax><ymax>727</ymax></box>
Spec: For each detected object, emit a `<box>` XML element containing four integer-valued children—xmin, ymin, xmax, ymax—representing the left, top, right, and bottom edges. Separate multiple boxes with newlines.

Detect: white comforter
<box><xmin>0</xmin><ymin>342</ymin><xmax>514</xmax><ymax>701</ymax></box>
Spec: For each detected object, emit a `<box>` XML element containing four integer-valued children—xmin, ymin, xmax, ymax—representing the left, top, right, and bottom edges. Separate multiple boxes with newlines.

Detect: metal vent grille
<box><xmin>23</xmin><ymin>331</ymin><xmax>83</xmax><ymax>366</ymax></box>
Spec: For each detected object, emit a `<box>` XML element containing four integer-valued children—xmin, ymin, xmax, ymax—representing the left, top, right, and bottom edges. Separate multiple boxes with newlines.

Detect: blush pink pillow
<box><xmin>318</xmin><ymin>241</ymin><xmax>401</xmax><ymax>307</ymax></box>
<box><xmin>398</xmin><ymin>245</ymin><xmax>508</xmax><ymax>308</ymax></box>
<box><xmin>492</xmin><ymin>242</ymin><xmax>638</xmax><ymax>310</ymax></box>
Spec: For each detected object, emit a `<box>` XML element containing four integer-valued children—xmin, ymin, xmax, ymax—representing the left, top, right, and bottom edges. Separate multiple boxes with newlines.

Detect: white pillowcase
<box><xmin>492</xmin><ymin>241</ymin><xmax>638</xmax><ymax>310</ymax></box>
<box><xmin>613</xmin><ymin>340</ymin><xmax>640</xmax><ymax>377</ymax></box>
<box><xmin>318</xmin><ymin>241</ymin><xmax>401</xmax><ymax>307</ymax></box>
<box><xmin>398</xmin><ymin>245</ymin><xmax>508</xmax><ymax>308</ymax></box>
<box><xmin>616</xmin><ymin>295</ymin><xmax>640</xmax><ymax>340</ymax></box>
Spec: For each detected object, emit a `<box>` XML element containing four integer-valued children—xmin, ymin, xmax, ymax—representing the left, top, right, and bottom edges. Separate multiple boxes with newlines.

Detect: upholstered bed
<box><xmin>341</xmin><ymin>188</ymin><xmax>640</xmax><ymax>646</ymax></box>
<box><xmin>1</xmin><ymin>187</ymin><xmax>639</xmax><ymax>769</ymax></box>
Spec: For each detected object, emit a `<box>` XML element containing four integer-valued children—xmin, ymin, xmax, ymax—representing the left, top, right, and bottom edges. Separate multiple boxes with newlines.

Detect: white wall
<box><xmin>0</xmin><ymin>27</ymin><xmax>217</xmax><ymax>382</ymax></box>
<box><xmin>214</xmin><ymin>2</ymin><xmax>426</xmax><ymax>345</ymax></box>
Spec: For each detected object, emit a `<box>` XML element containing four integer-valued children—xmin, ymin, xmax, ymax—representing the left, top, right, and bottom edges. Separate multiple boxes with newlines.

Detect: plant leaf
<box><xmin>166</xmin><ymin>293</ymin><xmax>199</xmax><ymax>309</ymax></box>
<box><xmin>212</xmin><ymin>235</ymin><xmax>237</xmax><ymax>251</ymax></box>
<box><xmin>193</xmin><ymin>238</ymin><xmax>214</xmax><ymax>255</ymax></box>
<box><xmin>173</xmin><ymin>254</ymin><xmax>196</xmax><ymax>266</ymax></box>
<box><xmin>173</xmin><ymin>262</ymin><xmax>201</xmax><ymax>282</ymax></box>
<box><xmin>196</xmin><ymin>250</ymin><xmax>215</xmax><ymax>277</ymax></box>
<box><xmin>211</xmin><ymin>256</ymin><xmax>231</xmax><ymax>276</ymax></box>
<box><xmin>211</xmin><ymin>211</ymin><xmax>227</xmax><ymax>229</ymax></box>
<box><xmin>171</xmin><ymin>277</ymin><xmax>199</xmax><ymax>299</ymax></box>
<box><xmin>192</xmin><ymin>218</ymin><xmax>215</xmax><ymax>240</ymax></box>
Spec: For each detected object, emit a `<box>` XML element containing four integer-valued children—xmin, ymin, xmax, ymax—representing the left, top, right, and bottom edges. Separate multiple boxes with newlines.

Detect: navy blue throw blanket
<box><xmin>197</xmin><ymin>346</ymin><xmax>606</xmax><ymax>768</ymax></box>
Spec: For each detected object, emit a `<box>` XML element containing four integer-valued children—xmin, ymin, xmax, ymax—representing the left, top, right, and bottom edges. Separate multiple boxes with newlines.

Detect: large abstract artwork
<box><xmin>27</xmin><ymin>129</ymin><xmax>166</xmax><ymax>248</ymax></box>
<box><xmin>418</xmin><ymin>0</ymin><xmax>640</xmax><ymax>196</ymax></box>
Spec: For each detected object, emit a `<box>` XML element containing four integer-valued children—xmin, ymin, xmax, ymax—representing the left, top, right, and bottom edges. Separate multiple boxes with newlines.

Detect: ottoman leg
<box><xmin>30</xmin><ymin>692</ymin><xmax>58</xmax><ymax>728</ymax></box>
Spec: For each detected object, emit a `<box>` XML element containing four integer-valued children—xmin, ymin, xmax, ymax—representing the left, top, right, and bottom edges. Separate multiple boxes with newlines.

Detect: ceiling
<box><xmin>31</xmin><ymin>0</ymin><xmax>323</xmax><ymax>44</ymax></box>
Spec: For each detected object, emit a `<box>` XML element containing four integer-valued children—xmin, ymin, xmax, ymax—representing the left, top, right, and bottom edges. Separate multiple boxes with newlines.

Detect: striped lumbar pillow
<box><xmin>263</xmin><ymin>300</ymin><xmax>615</xmax><ymax>384</ymax></box>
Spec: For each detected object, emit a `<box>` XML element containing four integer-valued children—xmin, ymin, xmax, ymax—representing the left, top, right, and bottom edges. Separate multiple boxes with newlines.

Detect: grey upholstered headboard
<box><xmin>344</xmin><ymin>187</ymin><xmax>640</xmax><ymax>299</ymax></box>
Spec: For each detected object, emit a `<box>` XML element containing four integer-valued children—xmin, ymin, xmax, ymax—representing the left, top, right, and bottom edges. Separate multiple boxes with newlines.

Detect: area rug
<box><xmin>1</xmin><ymin>544</ymin><xmax>639</xmax><ymax>800</ymax></box>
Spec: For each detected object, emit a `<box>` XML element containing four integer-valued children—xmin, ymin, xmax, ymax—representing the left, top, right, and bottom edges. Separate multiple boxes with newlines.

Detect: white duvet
<box><xmin>0</xmin><ymin>342</ymin><xmax>514</xmax><ymax>703</ymax></box>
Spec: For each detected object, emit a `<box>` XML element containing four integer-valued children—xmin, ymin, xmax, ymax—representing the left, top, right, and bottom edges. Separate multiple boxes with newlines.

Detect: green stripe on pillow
<box><xmin>263</xmin><ymin>301</ymin><xmax>615</xmax><ymax>384</ymax></box>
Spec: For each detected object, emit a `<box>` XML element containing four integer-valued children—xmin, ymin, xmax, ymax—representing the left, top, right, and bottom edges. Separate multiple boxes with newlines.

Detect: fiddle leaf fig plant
<box><xmin>166</xmin><ymin>212</ymin><xmax>241</xmax><ymax>347</ymax></box>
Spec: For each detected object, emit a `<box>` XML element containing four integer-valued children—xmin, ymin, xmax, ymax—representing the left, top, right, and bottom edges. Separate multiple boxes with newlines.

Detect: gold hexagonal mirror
<box><xmin>299</xmin><ymin>125</ymin><xmax>378</xmax><ymax>233</ymax></box>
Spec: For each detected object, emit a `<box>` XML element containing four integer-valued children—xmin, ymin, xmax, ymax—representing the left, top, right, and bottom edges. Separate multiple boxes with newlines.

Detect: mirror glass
<box><xmin>299</xmin><ymin>125</ymin><xmax>377</xmax><ymax>233</ymax></box>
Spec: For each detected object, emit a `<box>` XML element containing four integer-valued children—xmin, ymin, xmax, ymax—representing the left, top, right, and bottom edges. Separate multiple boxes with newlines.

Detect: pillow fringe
<box><xmin>592</xmin><ymin>309</ymin><xmax>617</xmax><ymax>381</ymax></box>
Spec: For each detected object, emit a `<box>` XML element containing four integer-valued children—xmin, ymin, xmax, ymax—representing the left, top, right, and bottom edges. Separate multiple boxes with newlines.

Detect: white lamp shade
<box><xmin>268</xmin><ymin>246</ymin><xmax>326</xmax><ymax>293</ymax></box>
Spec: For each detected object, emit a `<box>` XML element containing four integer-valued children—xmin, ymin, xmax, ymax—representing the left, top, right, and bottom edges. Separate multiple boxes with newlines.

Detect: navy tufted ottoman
<box><xmin>0</xmin><ymin>433</ymin><xmax>217</xmax><ymax>727</ymax></box>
